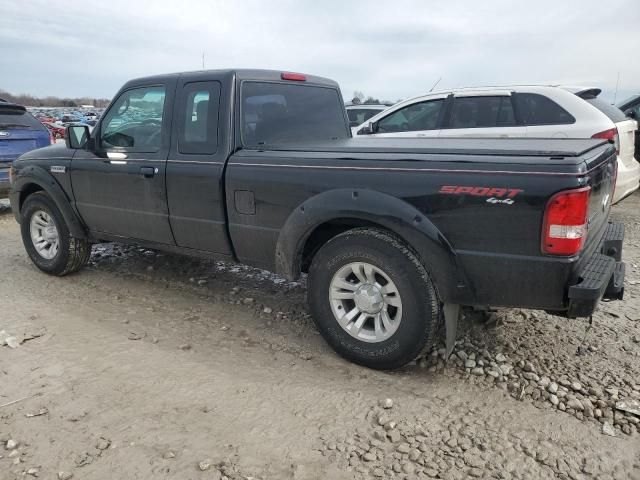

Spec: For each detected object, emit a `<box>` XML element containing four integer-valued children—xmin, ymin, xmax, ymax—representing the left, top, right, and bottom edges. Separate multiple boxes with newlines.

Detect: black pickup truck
<box><xmin>8</xmin><ymin>69</ymin><xmax>625</xmax><ymax>369</ymax></box>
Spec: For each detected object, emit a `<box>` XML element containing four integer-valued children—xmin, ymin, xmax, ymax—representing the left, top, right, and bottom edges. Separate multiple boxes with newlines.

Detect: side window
<box><xmin>514</xmin><ymin>93</ymin><xmax>575</xmax><ymax>126</ymax></box>
<box><xmin>101</xmin><ymin>86</ymin><xmax>166</xmax><ymax>149</ymax></box>
<box><xmin>377</xmin><ymin>100</ymin><xmax>444</xmax><ymax>133</ymax></box>
<box><xmin>178</xmin><ymin>81</ymin><xmax>221</xmax><ymax>155</ymax></box>
<box><xmin>449</xmin><ymin>96</ymin><xmax>516</xmax><ymax>129</ymax></box>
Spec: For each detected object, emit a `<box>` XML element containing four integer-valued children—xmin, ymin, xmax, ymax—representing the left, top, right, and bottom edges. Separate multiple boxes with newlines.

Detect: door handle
<box><xmin>140</xmin><ymin>166</ymin><xmax>158</xmax><ymax>178</ymax></box>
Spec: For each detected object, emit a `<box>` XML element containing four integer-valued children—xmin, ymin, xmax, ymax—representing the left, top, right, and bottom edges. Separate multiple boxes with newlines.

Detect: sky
<box><xmin>1</xmin><ymin>0</ymin><xmax>638</xmax><ymax>105</ymax></box>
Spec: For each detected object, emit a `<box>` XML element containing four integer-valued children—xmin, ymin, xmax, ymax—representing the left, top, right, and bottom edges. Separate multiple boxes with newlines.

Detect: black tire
<box><xmin>20</xmin><ymin>192</ymin><xmax>91</xmax><ymax>276</ymax></box>
<box><xmin>308</xmin><ymin>228</ymin><xmax>440</xmax><ymax>370</ymax></box>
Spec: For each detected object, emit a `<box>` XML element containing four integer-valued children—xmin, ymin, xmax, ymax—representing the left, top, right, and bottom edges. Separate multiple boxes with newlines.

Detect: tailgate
<box><xmin>0</xmin><ymin>130</ymin><xmax>49</xmax><ymax>164</ymax></box>
<box><xmin>583</xmin><ymin>146</ymin><xmax>617</xmax><ymax>251</ymax></box>
<box><xmin>616</xmin><ymin>118</ymin><xmax>638</xmax><ymax>167</ymax></box>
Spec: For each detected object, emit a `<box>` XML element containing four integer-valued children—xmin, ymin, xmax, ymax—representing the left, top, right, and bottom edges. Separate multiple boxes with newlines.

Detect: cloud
<box><xmin>0</xmin><ymin>0</ymin><xmax>637</xmax><ymax>103</ymax></box>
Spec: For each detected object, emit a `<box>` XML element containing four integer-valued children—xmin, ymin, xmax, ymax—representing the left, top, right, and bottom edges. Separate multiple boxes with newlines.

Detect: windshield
<box><xmin>241</xmin><ymin>82</ymin><xmax>349</xmax><ymax>147</ymax></box>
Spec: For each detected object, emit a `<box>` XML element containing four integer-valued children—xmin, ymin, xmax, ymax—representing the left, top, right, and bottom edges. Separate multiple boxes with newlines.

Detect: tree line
<box><xmin>0</xmin><ymin>89</ymin><xmax>111</xmax><ymax>108</ymax></box>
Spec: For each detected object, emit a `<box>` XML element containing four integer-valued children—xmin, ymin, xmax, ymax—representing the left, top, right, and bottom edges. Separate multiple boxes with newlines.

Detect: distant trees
<box><xmin>0</xmin><ymin>89</ymin><xmax>111</xmax><ymax>108</ymax></box>
<box><xmin>350</xmin><ymin>91</ymin><xmax>394</xmax><ymax>105</ymax></box>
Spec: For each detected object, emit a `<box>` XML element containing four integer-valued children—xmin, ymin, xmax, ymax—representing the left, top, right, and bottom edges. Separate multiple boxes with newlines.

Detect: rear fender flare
<box><xmin>275</xmin><ymin>188</ymin><xmax>470</xmax><ymax>303</ymax></box>
<box><xmin>12</xmin><ymin>166</ymin><xmax>87</xmax><ymax>239</ymax></box>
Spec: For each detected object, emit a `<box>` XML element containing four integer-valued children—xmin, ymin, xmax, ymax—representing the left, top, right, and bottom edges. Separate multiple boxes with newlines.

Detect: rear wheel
<box><xmin>20</xmin><ymin>192</ymin><xmax>91</xmax><ymax>276</ymax></box>
<box><xmin>308</xmin><ymin>228</ymin><xmax>440</xmax><ymax>370</ymax></box>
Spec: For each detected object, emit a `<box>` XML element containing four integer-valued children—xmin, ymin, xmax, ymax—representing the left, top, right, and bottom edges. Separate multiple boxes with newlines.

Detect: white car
<box><xmin>355</xmin><ymin>86</ymin><xmax>639</xmax><ymax>203</ymax></box>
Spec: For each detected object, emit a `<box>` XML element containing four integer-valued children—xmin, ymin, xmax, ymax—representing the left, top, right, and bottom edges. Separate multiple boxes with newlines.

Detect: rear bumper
<box><xmin>567</xmin><ymin>222</ymin><xmax>625</xmax><ymax>317</ymax></box>
<box><xmin>612</xmin><ymin>156</ymin><xmax>640</xmax><ymax>204</ymax></box>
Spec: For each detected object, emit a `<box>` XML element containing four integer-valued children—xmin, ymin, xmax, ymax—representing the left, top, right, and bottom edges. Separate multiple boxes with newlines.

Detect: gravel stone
<box><xmin>602</xmin><ymin>422</ymin><xmax>617</xmax><ymax>437</ymax></box>
<box><xmin>397</xmin><ymin>443</ymin><xmax>411</xmax><ymax>454</ymax></box>
<box><xmin>547</xmin><ymin>382</ymin><xmax>559</xmax><ymax>394</ymax></box>
<box><xmin>5</xmin><ymin>439</ymin><xmax>17</xmax><ymax>450</ymax></box>
<box><xmin>567</xmin><ymin>398</ymin><xmax>584</xmax><ymax>411</ymax></box>
<box><xmin>465</xmin><ymin>359</ymin><xmax>477</xmax><ymax>369</ymax></box>
<box><xmin>387</xmin><ymin>430</ymin><xmax>401</xmax><ymax>443</ymax></box>
<box><xmin>380</xmin><ymin>398</ymin><xmax>394</xmax><ymax>409</ymax></box>
<box><xmin>363</xmin><ymin>452</ymin><xmax>376</xmax><ymax>462</ymax></box>
<box><xmin>58</xmin><ymin>473</ymin><xmax>73</xmax><ymax>480</ymax></box>
<box><xmin>571</xmin><ymin>381</ymin><xmax>582</xmax><ymax>392</ymax></box>
<box><xmin>401</xmin><ymin>461</ymin><xmax>415</xmax><ymax>474</ymax></box>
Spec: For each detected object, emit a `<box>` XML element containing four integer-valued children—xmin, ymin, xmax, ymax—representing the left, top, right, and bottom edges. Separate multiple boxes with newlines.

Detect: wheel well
<box><xmin>19</xmin><ymin>183</ymin><xmax>44</xmax><ymax>211</ymax></box>
<box><xmin>300</xmin><ymin>218</ymin><xmax>393</xmax><ymax>273</ymax></box>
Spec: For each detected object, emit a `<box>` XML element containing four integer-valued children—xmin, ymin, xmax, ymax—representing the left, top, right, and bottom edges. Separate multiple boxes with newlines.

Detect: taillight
<box><xmin>592</xmin><ymin>128</ymin><xmax>620</xmax><ymax>155</ymax></box>
<box><xmin>49</xmin><ymin>132</ymin><xmax>55</xmax><ymax>145</ymax></box>
<box><xmin>281</xmin><ymin>72</ymin><xmax>307</xmax><ymax>81</ymax></box>
<box><xmin>542</xmin><ymin>187</ymin><xmax>591</xmax><ymax>256</ymax></box>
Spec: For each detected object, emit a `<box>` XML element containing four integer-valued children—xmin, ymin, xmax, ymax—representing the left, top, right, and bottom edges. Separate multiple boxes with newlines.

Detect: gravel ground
<box><xmin>0</xmin><ymin>194</ymin><xmax>639</xmax><ymax>479</ymax></box>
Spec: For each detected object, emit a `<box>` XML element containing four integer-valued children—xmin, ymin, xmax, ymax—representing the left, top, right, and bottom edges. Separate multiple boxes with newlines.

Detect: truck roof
<box><xmin>123</xmin><ymin>69</ymin><xmax>339</xmax><ymax>88</ymax></box>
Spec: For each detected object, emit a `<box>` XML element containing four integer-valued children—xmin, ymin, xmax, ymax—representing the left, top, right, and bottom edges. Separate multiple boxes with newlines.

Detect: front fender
<box><xmin>10</xmin><ymin>165</ymin><xmax>87</xmax><ymax>239</ymax></box>
<box><xmin>275</xmin><ymin>188</ymin><xmax>472</xmax><ymax>303</ymax></box>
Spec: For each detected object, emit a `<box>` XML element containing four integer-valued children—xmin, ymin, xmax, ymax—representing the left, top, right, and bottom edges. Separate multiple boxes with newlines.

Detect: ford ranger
<box><xmin>8</xmin><ymin>69</ymin><xmax>625</xmax><ymax>369</ymax></box>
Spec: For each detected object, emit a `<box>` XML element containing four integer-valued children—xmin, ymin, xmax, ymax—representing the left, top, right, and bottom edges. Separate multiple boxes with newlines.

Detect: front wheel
<box><xmin>308</xmin><ymin>228</ymin><xmax>440</xmax><ymax>370</ymax></box>
<box><xmin>20</xmin><ymin>192</ymin><xmax>91</xmax><ymax>276</ymax></box>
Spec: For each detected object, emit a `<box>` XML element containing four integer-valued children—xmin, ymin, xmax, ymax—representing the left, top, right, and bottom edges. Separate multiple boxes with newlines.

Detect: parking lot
<box><xmin>1</xmin><ymin>194</ymin><xmax>639</xmax><ymax>480</ymax></box>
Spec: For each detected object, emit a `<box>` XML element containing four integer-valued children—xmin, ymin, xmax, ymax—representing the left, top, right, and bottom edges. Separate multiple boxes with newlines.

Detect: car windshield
<box><xmin>584</xmin><ymin>97</ymin><xmax>628</xmax><ymax>123</ymax></box>
<box><xmin>241</xmin><ymin>82</ymin><xmax>349</xmax><ymax>146</ymax></box>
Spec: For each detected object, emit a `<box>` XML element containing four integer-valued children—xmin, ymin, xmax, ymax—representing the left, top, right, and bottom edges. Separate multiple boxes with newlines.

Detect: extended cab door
<box><xmin>367</xmin><ymin>95</ymin><xmax>447</xmax><ymax>137</ymax></box>
<box><xmin>439</xmin><ymin>93</ymin><xmax>526</xmax><ymax>138</ymax></box>
<box><xmin>71</xmin><ymin>82</ymin><xmax>175</xmax><ymax>244</ymax></box>
<box><xmin>165</xmin><ymin>74</ymin><xmax>234</xmax><ymax>255</ymax></box>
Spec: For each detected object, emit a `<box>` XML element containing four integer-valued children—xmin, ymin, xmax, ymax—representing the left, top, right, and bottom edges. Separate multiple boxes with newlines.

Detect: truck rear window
<box><xmin>241</xmin><ymin>82</ymin><xmax>348</xmax><ymax>147</ymax></box>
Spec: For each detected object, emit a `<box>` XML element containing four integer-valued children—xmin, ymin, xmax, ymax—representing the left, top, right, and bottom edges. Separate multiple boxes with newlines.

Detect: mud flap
<box><xmin>443</xmin><ymin>303</ymin><xmax>460</xmax><ymax>358</ymax></box>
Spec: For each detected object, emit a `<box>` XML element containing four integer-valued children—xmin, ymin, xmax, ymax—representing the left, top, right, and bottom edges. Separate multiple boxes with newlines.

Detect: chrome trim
<box><xmin>167</xmin><ymin>160</ymin><xmax>224</xmax><ymax>165</ymax></box>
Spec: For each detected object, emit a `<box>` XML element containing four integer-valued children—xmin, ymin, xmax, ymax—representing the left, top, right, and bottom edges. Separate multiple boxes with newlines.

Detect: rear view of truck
<box><xmin>559</xmin><ymin>144</ymin><xmax>625</xmax><ymax>316</ymax></box>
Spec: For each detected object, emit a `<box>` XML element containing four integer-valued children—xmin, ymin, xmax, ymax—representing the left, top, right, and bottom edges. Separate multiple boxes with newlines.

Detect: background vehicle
<box><xmin>617</xmin><ymin>94</ymin><xmax>640</xmax><ymax>160</ymax></box>
<box><xmin>9</xmin><ymin>70</ymin><xmax>624</xmax><ymax>370</ymax></box>
<box><xmin>0</xmin><ymin>100</ymin><xmax>52</xmax><ymax>195</ymax></box>
<box><xmin>355</xmin><ymin>85</ymin><xmax>639</xmax><ymax>203</ymax></box>
<box><xmin>43</xmin><ymin>121</ymin><xmax>66</xmax><ymax>139</ymax></box>
<box><xmin>345</xmin><ymin>103</ymin><xmax>391</xmax><ymax>130</ymax></box>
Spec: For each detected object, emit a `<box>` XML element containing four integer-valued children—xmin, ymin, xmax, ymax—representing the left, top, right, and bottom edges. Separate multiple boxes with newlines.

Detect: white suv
<box><xmin>355</xmin><ymin>86</ymin><xmax>639</xmax><ymax>203</ymax></box>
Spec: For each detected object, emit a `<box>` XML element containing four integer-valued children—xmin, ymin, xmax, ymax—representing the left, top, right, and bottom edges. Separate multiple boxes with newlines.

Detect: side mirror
<box><xmin>357</xmin><ymin>121</ymin><xmax>377</xmax><ymax>136</ymax></box>
<box><xmin>65</xmin><ymin>125</ymin><xmax>90</xmax><ymax>149</ymax></box>
<box><xmin>624</xmin><ymin>109</ymin><xmax>636</xmax><ymax>119</ymax></box>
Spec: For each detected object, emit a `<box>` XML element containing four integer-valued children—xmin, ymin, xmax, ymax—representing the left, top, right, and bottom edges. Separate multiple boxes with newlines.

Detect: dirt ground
<box><xmin>1</xmin><ymin>195</ymin><xmax>639</xmax><ymax>480</ymax></box>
